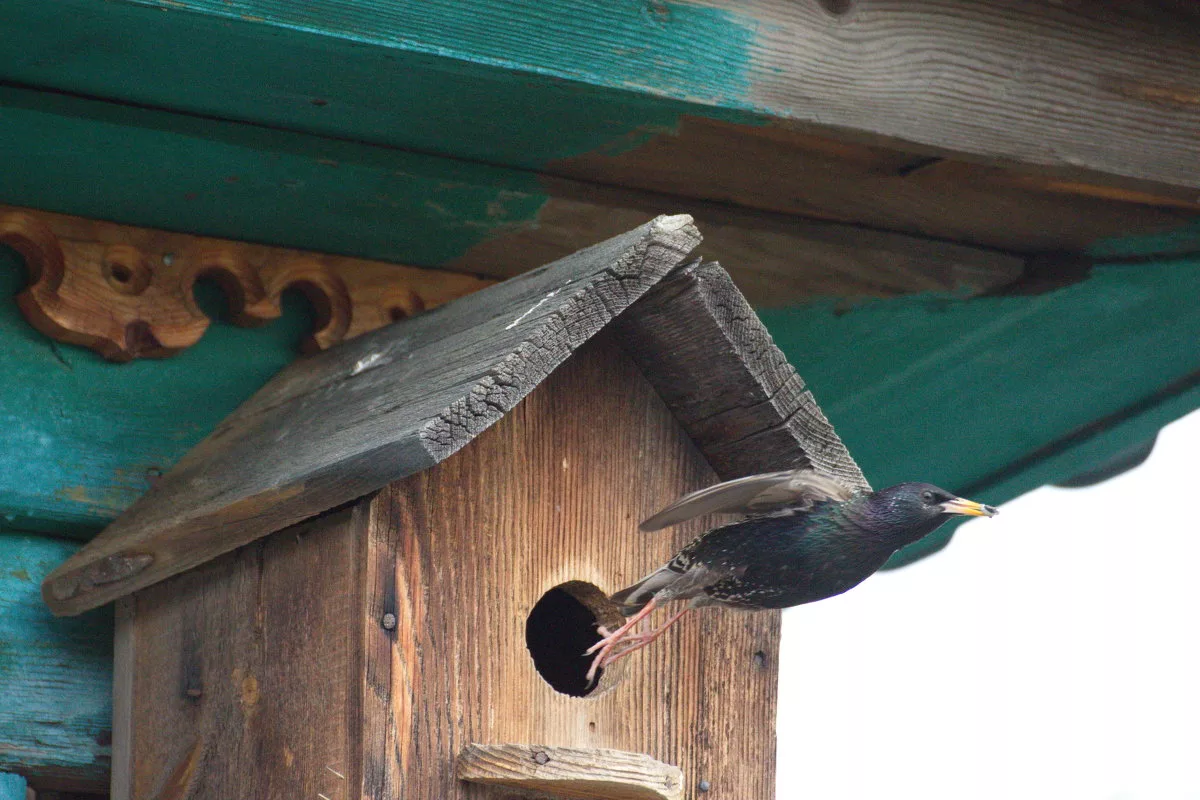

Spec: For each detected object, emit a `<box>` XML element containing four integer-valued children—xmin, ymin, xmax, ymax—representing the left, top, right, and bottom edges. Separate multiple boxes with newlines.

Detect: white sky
<box><xmin>777</xmin><ymin>408</ymin><xmax>1200</xmax><ymax>800</ymax></box>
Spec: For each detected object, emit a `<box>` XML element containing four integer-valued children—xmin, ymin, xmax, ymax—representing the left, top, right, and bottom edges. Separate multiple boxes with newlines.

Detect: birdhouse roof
<box><xmin>43</xmin><ymin>215</ymin><xmax>868</xmax><ymax>616</ymax></box>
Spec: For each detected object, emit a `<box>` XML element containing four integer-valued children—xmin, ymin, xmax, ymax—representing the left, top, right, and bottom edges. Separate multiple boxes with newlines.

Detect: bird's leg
<box><xmin>598</xmin><ymin>608</ymin><xmax>690</xmax><ymax>670</ymax></box>
<box><xmin>584</xmin><ymin>598</ymin><xmax>659</xmax><ymax>683</ymax></box>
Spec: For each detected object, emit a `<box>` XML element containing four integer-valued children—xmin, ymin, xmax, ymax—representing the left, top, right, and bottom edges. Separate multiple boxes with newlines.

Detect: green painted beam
<box><xmin>0</xmin><ymin>0</ymin><xmax>757</xmax><ymax>173</ymax></box>
<box><xmin>1</xmin><ymin>0</ymin><xmax>1197</xmax><ymax>191</ymax></box>
<box><xmin>759</xmin><ymin>230</ymin><xmax>1200</xmax><ymax>566</ymax></box>
<box><xmin>0</xmin><ymin>85</ymin><xmax>547</xmax><ymax>271</ymax></box>
<box><xmin>0</xmin><ymin>534</ymin><xmax>111</xmax><ymax>790</ymax></box>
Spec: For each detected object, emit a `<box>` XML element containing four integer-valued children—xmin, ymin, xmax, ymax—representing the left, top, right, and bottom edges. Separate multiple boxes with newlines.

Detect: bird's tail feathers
<box><xmin>609</xmin><ymin>566</ymin><xmax>678</xmax><ymax>616</ymax></box>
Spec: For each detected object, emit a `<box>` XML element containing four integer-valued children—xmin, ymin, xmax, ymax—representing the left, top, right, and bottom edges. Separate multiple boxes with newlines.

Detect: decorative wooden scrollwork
<box><xmin>0</xmin><ymin>205</ymin><xmax>492</xmax><ymax>362</ymax></box>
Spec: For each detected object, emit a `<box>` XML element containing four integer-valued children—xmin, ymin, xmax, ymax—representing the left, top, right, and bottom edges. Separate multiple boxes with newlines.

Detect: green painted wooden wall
<box><xmin>1</xmin><ymin>0</ymin><xmax>1198</xmax><ymax>788</ymax></box>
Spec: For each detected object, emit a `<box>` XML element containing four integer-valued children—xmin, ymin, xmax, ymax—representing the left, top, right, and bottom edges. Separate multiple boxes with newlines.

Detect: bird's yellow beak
<box><xmin>939</xmin><ymin>497</ymin><xmax>999</xmax><ymax>517</ymax></box>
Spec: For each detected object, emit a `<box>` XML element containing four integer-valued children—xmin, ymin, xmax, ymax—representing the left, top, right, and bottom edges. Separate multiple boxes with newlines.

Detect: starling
<box><xmin>586</xmin><ymin>469</ymin><xmax>997</xmax><ymax>680</ymax></box>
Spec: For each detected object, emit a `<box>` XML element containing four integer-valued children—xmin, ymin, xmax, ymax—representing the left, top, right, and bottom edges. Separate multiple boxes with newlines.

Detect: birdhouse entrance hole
<box><xmin>526</xmin><ymin>581</ymin><xmax>625</xmax><ymax>697</ymax></box>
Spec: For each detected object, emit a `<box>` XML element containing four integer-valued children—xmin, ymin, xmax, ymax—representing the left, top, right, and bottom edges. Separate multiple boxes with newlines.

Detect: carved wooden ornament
<box><xmin>0</xmin><ymin>205</ymin><xmax>491</xmax><ymax>361</ymax></box>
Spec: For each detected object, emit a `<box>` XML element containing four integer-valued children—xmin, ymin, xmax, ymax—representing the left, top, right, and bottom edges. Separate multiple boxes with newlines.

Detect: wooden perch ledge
<box><xmin>457</xmin><ymin>744</ymin><xmax>684</xmax><ymax>800</ymax></box>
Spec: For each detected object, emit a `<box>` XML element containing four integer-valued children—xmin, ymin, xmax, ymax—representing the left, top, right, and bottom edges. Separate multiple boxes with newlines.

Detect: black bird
<box><xmin>586</xmin><ymin>469</ymin><xmax>997</xmax><ymax>680</ymax></box>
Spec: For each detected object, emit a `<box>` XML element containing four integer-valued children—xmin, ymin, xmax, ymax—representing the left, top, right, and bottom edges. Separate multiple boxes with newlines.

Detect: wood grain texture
<box><xmin>549</xmin><ymin>116</ymin><xmax>1197</xmax><ymax>256</ymax></box>
<box><xmin>0</xmin><ymin>203</ymin><xmax>490</xmax><ymax>362</ymax></box>
<box><xmin>3</xmin><ymin>0</ymin><xmax>1197</xmax><ymax>191</ymax></box>
<box><xmin>459</xmin><ymin>183</ymin><xmax>1025</xmax><ymax>305</ymax></box>
<box><xmin>728</xmin><ymin>0</ymin><xmax>1200</xmax><ymax>191</ymax></box>
<box><xmin>358</xmin><ymin>334</ymin><xmax>779</xmax><ymax>799</ymax></box>
<box><xmin>121</xmin><ymin>335</ymin><xmax>779</xmax><ymax>799</ymax></box>
<box><xmin>110</xmin><ymin>598</ymin><xmax>135</xmax><ymax>800</ymax></box>
<box><xmin>43</xmin><ymin>216</ymin><xmax>702</xmax><ymax>615</ymax></box>
<box><xmin>618</xmin><ymin>260</ymin><xmax>869</xmax><ymax>492</ymax></box>
<box><xmin>119</xmin><ymin>508</ymin><xmax>367</xmax><ymax>800</ymax></box>
<box><xmin>456</xmin><ymin>744</ymin><xmax>683</xmax><ymax>800</ymax></box>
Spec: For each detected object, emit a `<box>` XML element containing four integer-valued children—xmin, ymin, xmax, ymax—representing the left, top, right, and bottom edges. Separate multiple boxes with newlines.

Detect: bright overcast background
<box><xmin>777</xmin><ymin>408</ymin><xmax>1200</xmax><ymax>800</ymax></box>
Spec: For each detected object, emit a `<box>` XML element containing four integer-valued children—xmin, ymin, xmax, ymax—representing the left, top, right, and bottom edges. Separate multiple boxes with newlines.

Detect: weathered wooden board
<box><xmin>476</xmin><ymin>179</ymin><xmax>1023</xmax><ymax>303</ymax></box>
<box><xmin>0</xmin><ymin>86</ymin><xmax>1024</xmax><ymax>309</ymax></box>
<box><xmin>617</xmin><ymin>259</ymin><xmax>869</xmax><ymax>492</ymax></box>
<box><xmin>457</xmin><ymin>744</ymin><xmax>683</xmax><ymax>800</ymax></box>
<box><xmin>0</xmin><ymin>535</ymin><xmax>111</xmax><ymax>791</ymax></box>
<box><xmin>114</xmin><ymin>508</ymin><xmax>366</xmax><ymax>800</ymax></box>
<box><xmin>118</xmin><ymin>335</ymin><xmax>779</xmax><ymax>800</ymax></box>
<box><xmin>549</xmin><ymin>116</ymin><xmax>1198</xmax><ymax>255</ymax></box>
<box><xmin>2</xmin><ymin>0</ymin><xmax>1197</xmax><ymax>192</ymax></box>
<box><xmin>43</xmin><ymin>216</ymin><xmax>704</xmax><ymax>615</ymax></box>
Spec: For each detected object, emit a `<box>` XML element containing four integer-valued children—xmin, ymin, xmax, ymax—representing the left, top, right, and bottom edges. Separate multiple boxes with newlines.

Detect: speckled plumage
<box><xmin>586</xmin><ymin>475</ymin><xmax>996</xmax><ymax>682</ymax></box>
<box><xmin>612</xmin><ymin>482</ymin><xmax>992</xmax><ymax>614</ymax></box>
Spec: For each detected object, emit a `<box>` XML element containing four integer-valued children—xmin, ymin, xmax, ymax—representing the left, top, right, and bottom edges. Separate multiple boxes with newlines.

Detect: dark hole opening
<box><xmin>526</xmin><ymin>582</ymin><xmax>619</xmax><ymax>697</ymax></box>
<box><xmin>109</xmin><ymin>263</ymin><xmax>132</xmax><ymax>283</ymax></box>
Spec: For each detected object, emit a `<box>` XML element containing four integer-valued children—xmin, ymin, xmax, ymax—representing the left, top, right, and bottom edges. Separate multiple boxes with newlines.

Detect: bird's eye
<box><xmin>921</xmin><ymin>490</ymin><xmax>935</xmax><ymax>504</ymax></box>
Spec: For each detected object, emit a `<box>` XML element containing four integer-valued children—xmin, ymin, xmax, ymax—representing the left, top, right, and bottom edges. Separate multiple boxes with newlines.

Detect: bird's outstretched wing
<box><xmin>639</xmin><ymin>469</ymin><xmax>855</xmax><ymax>531</ymax></box>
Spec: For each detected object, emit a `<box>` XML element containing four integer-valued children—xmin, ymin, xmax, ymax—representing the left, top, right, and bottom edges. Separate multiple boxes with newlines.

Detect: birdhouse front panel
<box><xmin>119</xmin><ymin>333</ymin><xmax>779</xmax><ymax>799</ymax></box>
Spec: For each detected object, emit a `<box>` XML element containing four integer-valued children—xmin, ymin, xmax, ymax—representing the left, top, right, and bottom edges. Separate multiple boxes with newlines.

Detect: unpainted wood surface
<box><xmin>550</xmin><ymin>116</ymin><xmax>1198</xmax><ymax>256</ymax></box>
<box><xmin>119</xmin><ymin>508</ymin><xmax>366</xmax><ymax>800</ymax></box>
<box><xmin>460</xmin><ymin>182</ymin><xmax>1024</xmax><ymax>304</ymax></box>
<box><xmin>121</xmin><ymin>336</ymin><xmax>779</xmax><ymax>799</ymax></box>
<box><xmin>0</xmin><ymin>203</ymin><xmax>489</xmax><ymax>361</ymax></box>
<box><xmin>618</xmin><ymin>260</ymin><xmax>869</xmax><ymax>492</ymax></box>
<box><xmin>43</xmin><ymin>217</ymin><xmax>701</xmax><ymax>615</ymax></box>
<box><xmin>360</xmin><ymin>334</ymin><xmax>779</xmax><ymax>799</ymax></box>
<box><xmin>457</xmin><ymin>744</ymin><xmax>683</xmax><ymax>800</ymax></box>
<box><xmin>728</xmin><ymin>0</ymin><xmax>1200</xmax><ymax>192</ymax></box>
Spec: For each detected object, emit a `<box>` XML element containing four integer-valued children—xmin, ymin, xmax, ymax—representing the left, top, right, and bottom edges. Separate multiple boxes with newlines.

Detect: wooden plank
<box><xmin>468</xmin><ymin>180</ymin><xmax>1024</xmax><ymax>304</ymax></box>
<box><xmin>456</xmin><ymin>744</ymin><xmax>683</xmax><ymax>800</ymax></box>
<box><xmin>122</xmin><ymin>508</ymin><xmax>366</xmax><ymax>800</ymax></box>
<box><xmin>42</xmin><ymin>216</ymin><xmax>703</xmax><ymax>615</ymax></box>
<box><xmin>0</xmin><ymin>535</ymin><xmax>111</xmax><ymax>791</ymax></box>
<box><xmin>1</xmin><ymin>0</ymin><xmax>1197</xmax><ymax>191</ymax></box>
<box><xmin>0</xmin><ymin>86</ymin><xmax>1025</xmax><ymax>310</ymax></box>
<box><xmin>617</xmin><ymin>259</ymin><xmax>869</xmax><ymax>492</ymax></box>
<box><xmin>0</xmin><ymin>203</ymin><xmax>490</xmax><ymax>362</ymax></box>
<box><xmin>549</xmin><ymin>116</ymin><xmax>1198</xmax><ymax>256</ymax></box>
<box><xmin>109</xmin><ymin>598</ymin><xmax>134</xmax><ymax>800</ymax></box>
<box><xmin>122</xmin><ymin>335</ymin><xmax>778</xmax><ymax>799</ymax></box>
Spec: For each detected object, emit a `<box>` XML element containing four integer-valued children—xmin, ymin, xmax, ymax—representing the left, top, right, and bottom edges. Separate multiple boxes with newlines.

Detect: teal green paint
<box><xmin>760</xmin><ymin>254</ymin><xmax>1200</xmax><ymax>567</ymax></box>
<box><xmin>0</xmin><ymin>85</ymin><xmax>547</xmax><ymax>268</ymax></box>
<box><xmin>0</xmin><ymin>0</ymin><xmax>763</xmax><ymax>170</ymax></box>
<box><xmin>1087</xmin><ymin>218</ymin><xmax>1200</xmax><ymax>261</ymax></box>
<box><xmin>0</xmin><ymin>534</ymin><xmax>111</xmax><ymax>785</ymax></box>
<box><xmin>0</xmin><ymin>250</ymin><xmax>312</xmax><ymax>534</ymax></box>
<box><xmin>0</xmin><ymin>773</ymin><xmax>25</xmax><ymax>800</ymax></box>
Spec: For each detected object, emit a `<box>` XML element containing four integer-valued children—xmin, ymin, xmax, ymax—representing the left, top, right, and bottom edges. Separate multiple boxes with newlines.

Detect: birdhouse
<box><xmin>42</xmin><ymin>216</ymin><xmax>868</xmax><ymax>800</ymax></box>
